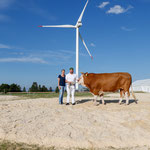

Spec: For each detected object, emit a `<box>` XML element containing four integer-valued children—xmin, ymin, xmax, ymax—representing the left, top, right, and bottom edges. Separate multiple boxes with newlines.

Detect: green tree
<box><xmin>9</xmin><ymin>84</ymin><xmax>21</xmax><ymax>92</ymax></box>
<box><xmin>0</xmin><ymin>84</ymin><xmax>10</xmax><ymax>93</ymax></box>
<box><xmin>38</xmin><ymin>85</ymin><xmax>42</xmax><ymax>92</ymax></box>
<box><xmin>41</xmin><ymin>85</ymin><xmax>48</xmax><ymax>92</ymax></box>
<box><xmin>49</xmin><ymin>87</ymin><xmax>52</xmax><ymax>92</ymax></box>
<box><xmin>29</xmin><ymin>82</ymin><xmax>39</xmax><ymax>92</ymax></box>
<box><xmin>23</xmin><ymin>87</ymin><xmax>26</xmax><ymax>92</ymax></box>
<box><xmin>55</xmin><ymin>86</ymin><xmax>59</xmax><ymax>93</ymax></box>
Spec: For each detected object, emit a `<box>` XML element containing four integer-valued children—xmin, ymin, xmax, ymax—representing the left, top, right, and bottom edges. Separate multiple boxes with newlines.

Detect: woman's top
<box><xmin>58</xmin><ymin>75</ymin><xmax>66</xmax><ymax>86</ymax></box>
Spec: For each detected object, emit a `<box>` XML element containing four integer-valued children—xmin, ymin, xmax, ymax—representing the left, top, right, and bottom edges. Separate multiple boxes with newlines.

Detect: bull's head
<box><xmin>78</xmin><ymin>72</ymin><xmax>88</xmax><ymax>87</ymax></box>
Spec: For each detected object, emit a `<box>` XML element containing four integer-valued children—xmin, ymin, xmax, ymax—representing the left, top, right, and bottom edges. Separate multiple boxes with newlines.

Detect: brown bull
<box><xmin>78</xmin><ymin>72</ymin><xmax>137</xmax><ymax>105</ymax></box>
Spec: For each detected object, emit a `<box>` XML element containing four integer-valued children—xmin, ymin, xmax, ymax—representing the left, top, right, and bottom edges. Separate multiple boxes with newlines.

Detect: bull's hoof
<box><xmin>125</xmin><ymin>103</ymin><xmax>129</xmax><ymax>106</ymax></box>
<box><xmin>94</xmin><ymin>103</ymin><xmax>99</xmax><ymax>106</ymax></box>
<box><xmin>135</xmin><ymin>100</ymin><xmax>138</xmax><ymax>104</ymax></box>
<box><xmin>119</xmin><ymin>103</ymin><xmax>122</xmax><ymax>105</ymax></box>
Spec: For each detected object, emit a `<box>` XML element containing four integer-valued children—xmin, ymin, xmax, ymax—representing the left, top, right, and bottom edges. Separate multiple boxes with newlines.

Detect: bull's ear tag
<box><xmin>86</xmin><ymin>74</ymin><xmax>88</xmax><ymax>76</ymax></box>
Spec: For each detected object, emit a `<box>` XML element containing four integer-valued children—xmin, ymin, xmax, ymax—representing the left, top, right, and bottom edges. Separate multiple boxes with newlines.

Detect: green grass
<box><xmin>0</xmin><ymin>92</ymin><xmax>93</xmax><ymax>99</ymax></box>
<box><xmin>0</xmin><ymin>140</ymin><xmax>55</xmax><ymax>150</ymax></box>
<box><xmin>0</xmin><ymin>140</ymin><xmax>149</xmax><ymax>150</ymax></box>
<box><xmin>1</xmin><ymin>90</ymin><xmax>144</xmax><ymax>100</ymax></box>
<box><xmin>134</xmin><ymin>91</ymin><xmax>146</xmax><ymax>93</ymax></box>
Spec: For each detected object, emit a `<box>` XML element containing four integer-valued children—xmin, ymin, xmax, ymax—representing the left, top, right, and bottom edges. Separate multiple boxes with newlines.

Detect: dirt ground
<box><xmin>0</xmin><ymin>93</ymin><xmax>150</xmax><ymax>149</ymax></box>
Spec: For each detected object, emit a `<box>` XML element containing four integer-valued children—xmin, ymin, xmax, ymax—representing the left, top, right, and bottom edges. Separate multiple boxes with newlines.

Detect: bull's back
<box><xmin>88</xmin><ymin>72</ymin><xmax>132</xmax><ymax>93</ymax></box>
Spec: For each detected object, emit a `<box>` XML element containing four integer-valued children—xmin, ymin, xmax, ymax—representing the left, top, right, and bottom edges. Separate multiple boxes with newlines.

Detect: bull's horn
<box><xmin>81</xmin><ymin>72</ymin><xmax>84</xmax><ymax>74</ymax></box>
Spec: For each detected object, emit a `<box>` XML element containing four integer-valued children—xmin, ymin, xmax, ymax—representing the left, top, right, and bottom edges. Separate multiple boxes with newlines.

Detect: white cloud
<box><xmin>0</xmin><ymin>0</ymin><xmax>15</xmax><ymax>9</ymax></box>
<box><xmin>0</xmin><ymin>0</ymin><xmax>15</xmax><ymax>23</ymax></box>
<box><xmin>107</xmin><ymin>5</ymin><xmax>133</xmax><ymax>14</ymax></box>
<box><xmin>0</xmin><ymin>0</ymin><xmax>56</xmax><ymax>22</ymax></box>
<box><xmin>0</xmin><ymin>14</ymin><xmax>10</xmax><ymax>22</ymax></box>
<box><xmin>0</xmin><ymin>42</ymin><xmax>91</xmax><ymax>65</ymax></box>
<box><xmin>121</xmin><ymin>26</ymin><xmax>135</xmax><ymax>31</ymax></box>
<box><xmin>98</xmin><ymin>2</ymin><xmax>110</xmax><ymax>9</ymax></box>
<box><xmin>0</xmin><ymin>44</ymin><xmax>72</xmax><ymax>64</ymax></box>
<box><xmin>0</xmin><ymin>43</ymin><xmax>11</xmax><ymax>49</ymax></box>
<box><xmin>59</xmin><ymin>50</ymin><xmax>86</xmax><ymax>57</ymax></box>
<box><xmin>0</xmin><ymin>57</ymin><xmax>47</xmax><ymax>64</ymax></box>
<box><xmin>31</xmin><ymin>7</ymin><xmax>57</xmax><ymax>21</ymax></box>
<box><xmin>19</xmin><ymin>1</ymin><xmax>57</xmax><ymax>21</ymax></box>
<box><xmin>90</xmin><ymin>43</ymin><xmax>96</xmax><ymax>47</ymax></box>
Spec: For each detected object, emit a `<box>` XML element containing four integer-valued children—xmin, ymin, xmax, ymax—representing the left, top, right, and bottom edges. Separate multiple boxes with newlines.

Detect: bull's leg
<box><xmin>99</xmin><ymin>91</ymin><xmax>105</xmax><ymax>105</ymax></box>
<box><xmin>119</xmin><ymin>97</ymin><xmax>123</xmax><ymax>105</ymax></box>
<box><xmin>93</xmin><ymin>95</ymin><xmax>99</xmax><ymax>106</ymax></box>
<box><xmin>125</xmin><ymin>92</ymin><xmax>129</xmax><ymax>105</ymax></box>
<box><xmin>119</xmin><ymin>90</ymin><xmax>124</xmax><ymax>105</ymax></box>
<box><xmin>100</xmin><ymin>95</ymin><xmax>105</xmax><ymax>105</ymax></box>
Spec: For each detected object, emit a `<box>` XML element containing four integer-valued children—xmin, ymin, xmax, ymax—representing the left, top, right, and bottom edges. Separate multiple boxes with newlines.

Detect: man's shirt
<box><xmin>66</xmin><ymin>73</ymin><xmax>77</xmax><ymax>85</ymax></box>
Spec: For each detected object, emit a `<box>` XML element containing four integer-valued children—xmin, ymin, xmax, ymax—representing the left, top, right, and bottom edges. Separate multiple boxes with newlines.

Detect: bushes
<box><xmin>55</xmin><ymin>86</ymin><xmax>59</xmax><ymax>93</ymax></box>
<box><xmin>0</xmin><ymin>83</ymin><xmax>21</xmax><ymax>93</ymax></box>
<box><xmin>0</xmin><ymin>82</ymin><xmax>53</xmax><ymax>93</ymax></box>
<box><xmin>29</xmin><ymin>82</ymin><xmax>50</xmax><ymax>92</ymax></box>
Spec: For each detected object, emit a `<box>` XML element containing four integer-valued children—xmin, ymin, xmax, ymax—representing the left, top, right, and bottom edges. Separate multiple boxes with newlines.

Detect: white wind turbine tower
<box><xmin>39</xmin><ymin>0</ymin><xmax>93</xmax><ymax>90</ymax></box>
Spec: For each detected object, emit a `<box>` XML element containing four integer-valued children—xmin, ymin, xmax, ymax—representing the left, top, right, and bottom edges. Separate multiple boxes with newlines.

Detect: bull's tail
<box><xmin>131</xmin><ymin>84</ymin><xmax>138</xmax><ymax>104</ymax></box>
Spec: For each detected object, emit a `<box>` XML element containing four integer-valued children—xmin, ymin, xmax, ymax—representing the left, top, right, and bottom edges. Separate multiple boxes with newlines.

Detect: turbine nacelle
<box><xmin>76</xmin><ymin>22</ymin><xmax>82</xmax><ymax>28</ymax></box>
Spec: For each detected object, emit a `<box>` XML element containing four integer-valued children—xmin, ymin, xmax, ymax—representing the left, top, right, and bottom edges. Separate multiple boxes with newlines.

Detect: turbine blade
<box><xmin>79</xmin><ymin>32</ymin><xmax>93</xmax><ymax>60</ymax></box>
<box><xmin>38</xmin><ymin>25</ymin><xmax>76</xmax><ymax>28</ymax></box>
<box><xmin>77</xmin><ymin>0</ymin><xmax>89</xmax><ymax>24</ymax></box>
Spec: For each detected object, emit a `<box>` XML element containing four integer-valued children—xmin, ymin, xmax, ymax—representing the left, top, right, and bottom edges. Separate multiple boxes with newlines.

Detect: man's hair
<box><xmin>69</xmin><ymin>67</ymin><xmax>74</xmax><ymax>70</ymax></box>
<box><xmin>61</xmin><ymin>69</ymin><xmax>65</xmax><ymax>72</ymax></box>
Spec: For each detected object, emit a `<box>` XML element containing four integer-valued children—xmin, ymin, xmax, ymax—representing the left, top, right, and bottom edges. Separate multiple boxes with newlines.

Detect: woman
<box><xmin>58</xmin><ymin>69</ymin><xmax>66</xmax><ymax>104</ymax></box>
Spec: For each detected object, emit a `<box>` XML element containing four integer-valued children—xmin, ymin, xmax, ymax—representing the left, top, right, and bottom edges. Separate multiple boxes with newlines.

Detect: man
<box><xmin>66</xmin><ymin>67</ymin><xmax>77</xmax><ymax>105</ymax></box>
<box><xmin>57</xmin><ymin>69</ymin><xmax>66</xmax><ymax>105</ymax></box>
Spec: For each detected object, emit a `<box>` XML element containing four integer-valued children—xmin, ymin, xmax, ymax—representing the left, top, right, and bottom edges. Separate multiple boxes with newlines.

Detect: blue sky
<box><xmin>0</xmin><ymin>0</ymin><xmax>150</xmax><ymax>89</ymax></box>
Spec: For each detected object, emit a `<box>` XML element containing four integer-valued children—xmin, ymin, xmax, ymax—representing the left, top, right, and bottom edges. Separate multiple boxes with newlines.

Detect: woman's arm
<box><xmin>58</xmin><ymin>78</ymin><xmax>61</xmax><ymax>90</ymax></box>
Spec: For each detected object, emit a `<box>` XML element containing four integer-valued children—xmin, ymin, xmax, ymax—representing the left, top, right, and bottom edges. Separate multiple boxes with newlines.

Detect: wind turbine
<box><xmin>39</xmin><ymin>0</ymin><xmax>93</xmax><ymax>90</ymax></box>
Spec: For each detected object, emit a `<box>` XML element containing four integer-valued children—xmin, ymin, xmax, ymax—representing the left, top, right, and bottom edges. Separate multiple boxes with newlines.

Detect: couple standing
<box><xmin>58</xmin><ymin>67</ymin><xmax>77</xmax><ymax>105</ymax></box>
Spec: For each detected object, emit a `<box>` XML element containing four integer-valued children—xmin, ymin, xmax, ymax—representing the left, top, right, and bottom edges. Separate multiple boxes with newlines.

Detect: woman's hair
<box><xmin>61</xmin><ymin>69</ymin><xmax>65</xmax><ymax>72</ymax></box>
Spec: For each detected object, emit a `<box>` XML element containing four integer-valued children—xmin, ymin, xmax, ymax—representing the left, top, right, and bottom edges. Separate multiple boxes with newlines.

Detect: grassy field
<box><xmin>0</xmin><ymin>91</ymin><xmax>144</xmax><ymax>100</ymax></box>
<box><xmin>0</xmin><ymin>140</ymin><xmax>55</xmax><ymax>150</ymax></box>
<box><xmin>0</xmin><ymin>92</ymin><xmax>93</xmax><ymax>99</ymax></box>
<box><xmin>0</xmin><ymin>140</ymin><xmax>149</xmax><ymax>150</ymax></box>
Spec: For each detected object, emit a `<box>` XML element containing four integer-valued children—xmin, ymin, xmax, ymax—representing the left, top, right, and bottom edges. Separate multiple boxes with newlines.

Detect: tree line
<box><xmin>0</xmin><ymin>82</ymin><xmax>53</xmax><ymax>93</ymax></box>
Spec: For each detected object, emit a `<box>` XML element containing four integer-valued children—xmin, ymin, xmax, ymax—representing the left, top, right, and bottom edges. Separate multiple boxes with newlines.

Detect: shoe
<box><xmin>72</xmin><ymin>103</ymin><xmax>75</xmax><ymax>105</ymax></box>
<box><xmin>66</xmin><ymin>103</ymin><xmax>69</xmax><ymax>105</ymax></box>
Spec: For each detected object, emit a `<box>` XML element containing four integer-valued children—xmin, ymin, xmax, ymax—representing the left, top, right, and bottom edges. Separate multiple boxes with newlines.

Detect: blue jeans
<box><xmin>59</xmin><ymin>86</ymin><xmax>65</xmax><ymax>104</ymax></box>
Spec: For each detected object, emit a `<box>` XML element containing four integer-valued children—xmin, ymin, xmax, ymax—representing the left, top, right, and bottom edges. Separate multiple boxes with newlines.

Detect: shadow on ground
<box><xmin>76</xmin><ymin>99</ymin><xmax>137</xmax><ymax>105</ymax></box>
<box><xmin>76</xmin><ymin>99</ymin><xmax>92</xmax><ymax>104</ymax></box>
